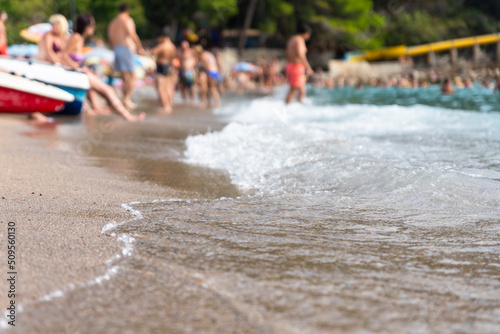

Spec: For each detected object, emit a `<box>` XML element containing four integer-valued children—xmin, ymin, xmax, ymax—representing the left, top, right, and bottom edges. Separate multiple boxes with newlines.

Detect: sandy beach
<box><xmin>0</xmin><ymin>110</ymin><xmax>195</xmax><ymax>332</ymax></box>
<box><xmin>0</xmin><ymin>91</ymin><xmax>257</xmax><ymax>333</ymax></box>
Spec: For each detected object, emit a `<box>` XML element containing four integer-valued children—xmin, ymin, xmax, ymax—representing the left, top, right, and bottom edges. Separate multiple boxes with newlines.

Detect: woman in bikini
<box><xmin>61</xmin><ymin>13</ymin><xmax>145</xmax><ymax>122</ymax></box>
<box><xmin>37</xmin><ymin>14</ymin><xmax>68</xmax><ymax>64</ymax></box>
<box><xmin>24</xmin><ymin>14</ymin><xmax>70</xmax><ymax>122</ymax></box>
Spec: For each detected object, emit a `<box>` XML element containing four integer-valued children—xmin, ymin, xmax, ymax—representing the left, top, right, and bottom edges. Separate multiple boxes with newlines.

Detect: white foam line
<box><xmin>0</xmin><ymin>203</ymin><xmax>143</xmax><ymax>328</ymax></box>
<box><xmin>121</xmin><ymin>203</ymin><xmax>143</xmax><ymax>219</ymax></box>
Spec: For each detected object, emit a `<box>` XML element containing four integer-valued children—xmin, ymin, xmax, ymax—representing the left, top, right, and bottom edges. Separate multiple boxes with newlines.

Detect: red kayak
<box><xmin>0</xmin><ymin>72</ymin><xmax>74</xmax><ymax>113</ymax></box>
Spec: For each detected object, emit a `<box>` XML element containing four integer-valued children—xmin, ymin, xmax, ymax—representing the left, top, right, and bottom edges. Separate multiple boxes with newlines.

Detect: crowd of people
<box><xmin>3</xmin><ymin>4</ymin><xmax>500</xmax><ymax>124</ymax></box>
<box><xmin>1</xmin><ymin>4</ymin><xmax>240</xmax><ymax>123</ymax></box>
<box><xmin>1</xmin><ymin>4</ymin><xmax>318</xmax><ymax>122</ymax></box>
<box><xmin>308</xmin><ymin>67</ymin><xmax>500</xmax><ymax>94</ymax></box>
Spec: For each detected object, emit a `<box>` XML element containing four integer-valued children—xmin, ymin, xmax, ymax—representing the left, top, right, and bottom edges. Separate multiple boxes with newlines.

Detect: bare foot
<box><xmin>125</xmin><ymin>100</ymin><xmax>137</xmax><ymax>110</ymax></box>
<box><xmin>28</xmin><ymin>112</ymin><xmax>54</xmax><ymax>123</ymax></box>
<box><xmin>159</xmin><ymin>106</ymin><xmax>172</xmax><ymax>114</ymax></box>
<box><xmin>94</xmin><ymin>105</ymin><xmax>112</xmax><ymax>115</ymax></box>
<box><xmin>83</xmin><ymin>104</ymin><xmax>98</xmax><ymax>116</ymax></box>
<box><xmin>125</xmin><ymin>112</ymin><xmax>146</xmax><ymax>122</ymax></box>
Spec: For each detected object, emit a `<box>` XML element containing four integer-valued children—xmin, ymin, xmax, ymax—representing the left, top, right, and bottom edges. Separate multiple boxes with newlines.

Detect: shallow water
<box><xmin>18</xmin><ymin>85</ymin><xmax>500</xmax><ymax>333</ymax></box>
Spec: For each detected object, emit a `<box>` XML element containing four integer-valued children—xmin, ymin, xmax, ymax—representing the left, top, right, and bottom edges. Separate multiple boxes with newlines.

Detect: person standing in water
<box><xmin>441</xmin><ymin>78</ymin><xmax>455</xmax><ymax>95</ymax></box>
<box><xmin>194</xmin><ymin>45</ymin><xmax>221</xmax><ymax>109</ymax></box>
<box><xmin>285</xmin><ymin>23</ymin><xmax>313</xmax><ymax>104</ymax></box>
<box><xmin>0</xmin><ymin>11</ymin><xmax>8</xmax><ymax>55</ymax></box>
<box><xmin>107</xmin><ymin>3</ymin><xmax>145</xmax><ymax>110</ymax></box>
<box><xmin>177</xmin><ymin>40</ymin><xmax>197</xmax><ymax>105</ymax></box>
<box><xmin>151</xmin><ymin>27</ymin><xmax>177</xmax><ymax>113</ymax></box>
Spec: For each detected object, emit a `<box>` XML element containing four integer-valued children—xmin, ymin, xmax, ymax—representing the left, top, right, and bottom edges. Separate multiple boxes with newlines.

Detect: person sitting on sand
<box><xmin>37</xmin><ymin>14</ymin><xmax>68</xmax><ymax>64</ymax></box>
<box><xmin>193</xmin><ymin>45</ymin><xmax>221</xmax><ymax>109</ymax></box>
<box><xmin>285</xmin><ymin>23</ymin><xmax>314</xmax><ymax>104</ymax></box>
<box><xmin>441</xmin><ymin>78</ymin><xmax>454</xmax><ymax>95</ymax></box>
<box><xmin>27</xmin><ymin>14</ymin><xmax>70</xmax><ymax>123</ymax></box>
<box><xmin>151</xmin><ymin>27</ymin><xmax>177</xmax><ymax>114</ymax></box>
<box><xmin>61</xmin><ymin>13</ymin><xmax>145</xmax><ymax>122</ymax></box>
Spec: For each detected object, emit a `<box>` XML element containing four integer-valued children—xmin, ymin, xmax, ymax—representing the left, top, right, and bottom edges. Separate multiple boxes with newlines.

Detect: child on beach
<box><xmin>193</xmin><ymin>45</ymin><xmax>221</xmax><ymax>109</ymax></box>
<box><xmin>177</xmin><ymin>41</ymin><xmax>197</xmax><ymax>105</ymax></box>
<box><xmin>62</xmin><ymin>13</ymin><xmax>145</xmax><ymax>122</ymax></box>
<box><xmin>151</xmin><ymin>27</ymin><xmax>177</xmax><ymax>113</ymax></box>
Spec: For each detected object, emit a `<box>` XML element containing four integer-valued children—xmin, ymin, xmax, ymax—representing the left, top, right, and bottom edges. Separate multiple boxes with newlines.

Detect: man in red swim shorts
<box><xmin>285</xmin><ymin>23</ymin><xmax>313</xmax><ymax>104</ymax></box>
<box><xmin>0</xmin><ymin>11</ymin><xmax>8</xmax><ymax>56</ymax></box>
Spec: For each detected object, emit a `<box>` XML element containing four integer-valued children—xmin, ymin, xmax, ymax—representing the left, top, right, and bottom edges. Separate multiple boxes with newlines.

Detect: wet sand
<box><xmin>0</xmin><ymin>114</ymin><xmax>175</xmax><ymax>326</ymax></box>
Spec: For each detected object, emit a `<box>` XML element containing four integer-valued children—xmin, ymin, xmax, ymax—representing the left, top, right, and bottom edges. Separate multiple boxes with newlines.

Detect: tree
<box><xmin>238</xmin><ymin>0</ymin><xmax>259</xmax><ymax>56</ymax></box>
<box><xmin>90</xmin><ymin>0</ymin><xmax>146</xmax><ymax>39</ymax></box>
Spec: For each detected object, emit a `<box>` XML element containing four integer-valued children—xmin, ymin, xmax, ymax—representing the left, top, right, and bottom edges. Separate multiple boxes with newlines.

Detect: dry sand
<box><xmin>0</xmin><ymin>114</ymin><xmax>179</xmax><ymax>330</ymax></box>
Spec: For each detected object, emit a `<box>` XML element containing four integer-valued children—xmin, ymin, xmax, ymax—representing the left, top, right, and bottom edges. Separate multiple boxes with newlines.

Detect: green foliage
<box><xmin>1</xmin><ymin>0</ymin><xmax>500</xmax><ymax>50</ymax></box>
<box><xmin>384</xmin><ymin>11</ymin><xmax>440</xmax><ymax>46</ymax></box>
<box><xmin>198</xmin><ymin>0</ymin><xmax>239</xmax><ymax>26</ymax></box>
<box><xmin>141</xmin><ymin>0</ymin><xmax>199</xmax><ymax>36</ymax></box>
<box><xmin>257</xmin><ymin>0</ymin><xmax>293</xmax><ymax>34</ymax></box>
<box><xmin>327</xmin><ymin>0</ymin><xmax>386</xmax><ymax>49</ymax></box>
<box><xmin>377</xmin><ymin>0</ymin><xmax>500</xmax><ymax>47</ymax></box>
<box><xmin>89</xmin><ymin>0</ymin><xmax>146</xmax><ymax>39</ymax></box>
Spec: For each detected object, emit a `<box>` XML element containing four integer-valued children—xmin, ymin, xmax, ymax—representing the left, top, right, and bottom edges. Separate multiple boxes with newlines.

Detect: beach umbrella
<box><xmin>233</xmin><ymin>62</ymin><xmax>257</xmax><ymax>72</ymax></box>
<box><xmin>20</xmin><ymin>23</ymin><xmax>53</xmax><ymax>43</ymax></box>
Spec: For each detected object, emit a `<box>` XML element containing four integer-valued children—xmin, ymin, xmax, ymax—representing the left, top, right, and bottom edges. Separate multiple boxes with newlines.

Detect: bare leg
<box><xmin>180</xmin><ymin>85</ymin><xmax>187</xmax><ymax>104</ymax></box>
<box><xmin>298</xmin><ymin>85</ymin><xmax>306</xmax><ymax>103</ymax></box>
<box><xmin>88</xmin><ymin>72</ymin><xmax>145</xmax><ymax>122</ymax></box>
<box><xmin>208</xmin><ymin>77</ymin><xmax>221</xmax><ymax>108</ymax></box>
<box><xmin>28</xmin><ymin>112</ymin><xmax>53</xmax><ymax>123</ymax></box>
<box><xmin>163</xmin><ymin>75</ymin><xmax>175</xmax><ymax>113</ymax></box>
<box><xmin>198</xmin><ymin>72</ymin><xmax>208</xmax><ymax>109</ymax></box>
<box><xmin>121</xmin><ymin>71</ymin><xmax>136</xmax><ymax>110</ymax></box>
<box><xmin>156</xmin><ymin>75</ymin><xmax>168</xmax><ymax>106</ymax></box>
<box><xmin>187</xmin><ymin>87</ymin><xmax>195</xmax><ymax>106</ymax></box>
<box><xmin>157</xmin><ymin>75</ymin><xmax>173</xmax><ymax>114</ymax></box>
<box><xmin>285</xmin><ymin>86</ymin><xmax>298</xmax><ymax>104</ymax></box>
<box><xmin>86</xmin><ymin>90</ymin><xmax>111</xmax><ymax>115</ymax></box>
